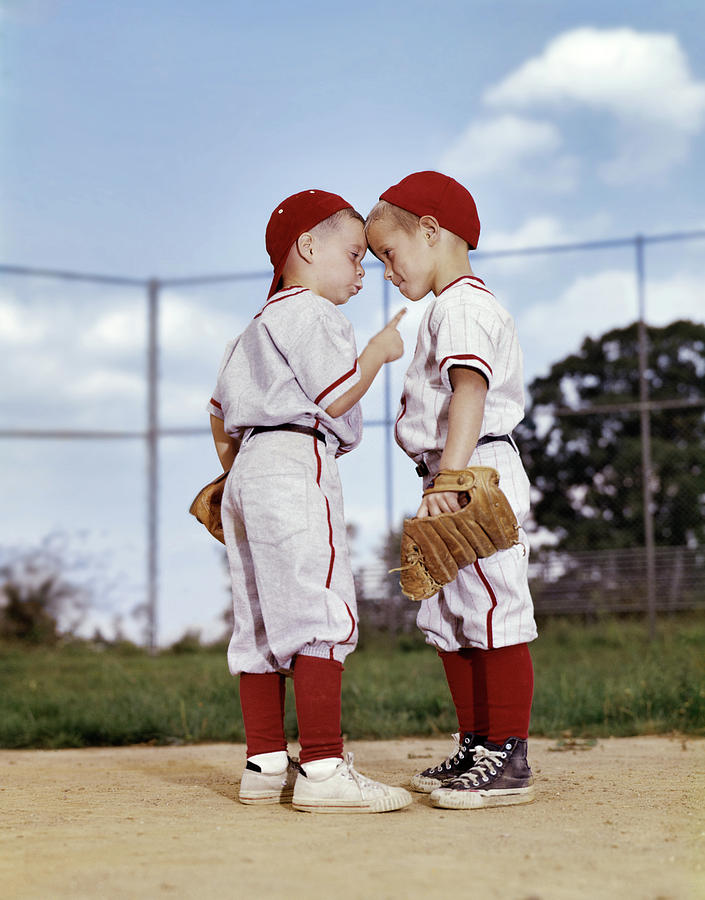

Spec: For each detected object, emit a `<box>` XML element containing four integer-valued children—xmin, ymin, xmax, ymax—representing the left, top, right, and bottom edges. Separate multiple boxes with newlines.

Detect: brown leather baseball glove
<box><xmin>188</xmin><ymin>470</ymin><xmax>229</xmax><ymax>544</ymax></box>
<box><xmin>398</xmin><ymin>466</ymin><xmax>519</xmax><ymax>602</ymax></box>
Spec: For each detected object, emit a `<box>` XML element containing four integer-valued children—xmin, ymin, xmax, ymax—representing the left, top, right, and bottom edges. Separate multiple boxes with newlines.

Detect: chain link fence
<box><xmin>1</xmin><ymin>228</ymin><xmax>704</xmax><ymax>645</ymax></box>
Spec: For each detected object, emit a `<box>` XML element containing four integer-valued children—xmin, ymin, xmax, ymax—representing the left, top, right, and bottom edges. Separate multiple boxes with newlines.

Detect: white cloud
<box><xmin>478</xmin><ymin>213</ymin><xmax>614</xmax><ymax>275</ymax></box>
<box><xmin>518</xmin><ymin>268</ymin><xmax>636</xmax><ymax>365</ymax></box>
<box><xmin>484</xmin><ymin>27</ymin><xmax>705</xmax><ymax>182</ymax></box>
<box><xmin>517</xmin><ymin>268</ymin><xmax>705</xmax><ymax>375</ymax></box>
<box><xmin>482</xmin><ymin>215</ymin><xmax>576</xmax><ymax>253</ymax></box>
<box><xmin>0</xmin><ymin>293</ymin><xmax>47</xmax><ymax>344</ymax></box>
<box><xmin>439</xmin><ymin>114</ymin><xmax>578</xmax><ymax>191</ymax></box>
<box><xmin>82</xmin><ymin>306</ymin><xmax>145</xmax><ymax>352</ymax></box>
<box><xmin>646</xmin><ymin>274</ymin><xmax>705</xmax><ymax>326</ymax></box>
<box><xmin>68</xmin><ymin>370</ymin><xmax>144</xmax><ymax>401</ymax></box>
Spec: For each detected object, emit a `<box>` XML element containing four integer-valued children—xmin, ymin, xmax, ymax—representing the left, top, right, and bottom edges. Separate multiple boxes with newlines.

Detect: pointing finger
<box><xmin>388</xmin><ymin>308</ymin><xmax>407</xmax><ymax>328</ymax></box>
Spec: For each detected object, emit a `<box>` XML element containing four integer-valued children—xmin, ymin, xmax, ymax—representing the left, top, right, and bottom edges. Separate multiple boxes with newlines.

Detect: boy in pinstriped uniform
<box><xmin>208</xmin><ymin>188</ymin><xmax>411</xmax><ymax>814</ymax></box>
<box><xmin>366</xmin><ymin>171</ymin><xmax>537</xmax><ymax>809</ymax></box>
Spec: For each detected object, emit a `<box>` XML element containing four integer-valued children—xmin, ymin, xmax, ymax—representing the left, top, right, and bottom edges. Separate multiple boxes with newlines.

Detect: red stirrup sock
<box><xmin>438</xmin><ymin>649</ymin><xmax>489</xmax><ymax>736</ymax></box>
<box><xmin>293</xmin><ymin>655</ymin><xmax>344</xmax><ymax>764</ymax></box>
<box><xmin>475</xmin><ymin>643</ymin><xmax>534</xmax><ymax>744</ymax></box>
<box><xmin>238</xmin><ymin>672</ymin><xmax>287</xmax><ymax>758</ymax></box>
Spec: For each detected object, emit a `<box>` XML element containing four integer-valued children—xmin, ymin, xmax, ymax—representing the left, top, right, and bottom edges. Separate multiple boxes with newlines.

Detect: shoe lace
<box><xmin>428</xmin><ymin>733</ymin><xmax>468</xmax><ymax>774</ymax></box>
<box><xmin>452</xmin><ymin>745</ymin><xmax>506</xmax><ymax>787</ymax></box>
<box><xmin>342</xmin><ymin>752</ymin><xmax>379</xmax><ymax>792</ymax></box>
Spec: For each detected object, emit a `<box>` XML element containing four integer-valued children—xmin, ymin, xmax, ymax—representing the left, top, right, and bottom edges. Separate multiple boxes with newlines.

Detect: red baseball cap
<box><xmin>265</xmin><ymin>189</ymin><xmax>353</xmax><ymax>298</ymax></box>
<box><xmin>379</xmin><ymin>171</ymin><xmax>481</xmax><ymax>250</ymax></box>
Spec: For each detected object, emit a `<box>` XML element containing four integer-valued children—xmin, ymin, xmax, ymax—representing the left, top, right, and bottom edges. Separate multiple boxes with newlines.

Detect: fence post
<box><xmin>383</xmin><ymin>276</ymin><xmax>393</xmax><ymax>535</ymax></box>
<box><xmin>147</xmin><ymin>278</ymin><xmax>160</xmax><ymax>653</ymax></box>
<box><xmin>636</xmin><ymin>236</ymin><xmax>656</xmax><ymax>639</ymax></box>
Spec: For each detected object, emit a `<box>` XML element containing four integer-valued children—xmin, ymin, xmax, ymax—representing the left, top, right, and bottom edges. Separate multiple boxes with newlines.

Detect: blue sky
<box><xmin>2</xmin><ymin>0</ymin><xmax>704</xmax><ymax>643</ymax></box>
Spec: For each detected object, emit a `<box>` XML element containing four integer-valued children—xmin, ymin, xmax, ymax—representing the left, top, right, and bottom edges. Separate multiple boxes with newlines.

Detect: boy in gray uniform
<box><xmin>208</xmin><ymin>188</ymin><xmax>411</xmax><ymax>814</ymax></box>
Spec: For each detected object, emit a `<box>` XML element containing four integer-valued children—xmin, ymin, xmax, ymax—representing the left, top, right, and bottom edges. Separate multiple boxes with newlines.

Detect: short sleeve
<box><xmin>288</xmin><ymin>312</ymin><xmax>360</xmax><ymax>409</ymax></box>
<box><xmin>434</xmin><ymin>301</ymin><xmax>495</xmax><ymax>391</ymax></box>
<box><xmin>207</xmin><ymin>339</ymin><xmax>238</xmax><ymax>418</ymax></box>
<box><xmin>207</xmin><ymin>393</ymin><xmax>224</xmax><ymax>419</ymax></box>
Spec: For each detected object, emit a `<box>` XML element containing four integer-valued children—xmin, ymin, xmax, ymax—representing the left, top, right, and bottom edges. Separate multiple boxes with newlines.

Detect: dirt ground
<box><xmin>2</xmin><ymin>736</ymin><xmax>703</xmax><ymax>900</ymax></box>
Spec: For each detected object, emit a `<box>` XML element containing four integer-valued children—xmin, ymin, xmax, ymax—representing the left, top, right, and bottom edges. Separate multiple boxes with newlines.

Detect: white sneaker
<box><xmin>292</xmin><ymin>753</ymin><xmax>413</xmax><ymax>814</ymax></box>
<box><xmin>239</xmin><ymin>756</ymin><xmax>300</xmax><ymax>805</ymax></box>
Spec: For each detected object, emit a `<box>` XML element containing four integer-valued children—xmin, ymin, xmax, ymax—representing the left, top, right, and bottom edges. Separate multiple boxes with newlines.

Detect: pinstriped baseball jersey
<box><xmin>395</xmin><ymin>275</ymin><xmax>525</xmax><ymax>462</ymax></box>
<box><xmin>396</xmin><ymin>274</ymin><xmax>537</xmax><ymax>650</ymax></box>
<box><xmin>208</xmin><ymin>285</ymin><xmax>362</xmax><ymax>453</ymax></box>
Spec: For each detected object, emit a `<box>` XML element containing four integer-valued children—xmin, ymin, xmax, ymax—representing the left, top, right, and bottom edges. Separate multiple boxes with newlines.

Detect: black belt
<box><xmin>415</xmin><ymin>434</ymin><xmax>515</xmax><ymax>477</ymax></box>
<box><xmin>250</xmin><ymin>424</ymin><xmax>326</xmax><ymax>444</ymax></box>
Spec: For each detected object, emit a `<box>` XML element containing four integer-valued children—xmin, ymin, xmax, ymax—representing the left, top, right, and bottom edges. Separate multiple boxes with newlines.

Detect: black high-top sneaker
<box><xmin>429</xmin><ymin>737</ymin><xmax>535</xmax><ymax>808</ymax></box>
<box><xmin>410</xmin><ymin>732</ymin><xmax>488</xmax><ymax>793</ymax></box>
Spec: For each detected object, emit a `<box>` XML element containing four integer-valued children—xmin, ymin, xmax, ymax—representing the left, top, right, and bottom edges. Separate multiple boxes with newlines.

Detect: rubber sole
<box><xmin>410</xmin><ymin>775</ymin><xmax>447</xmax><ymax>793</ymax></box>
<box><xmin>238</xmin><ymin>788</ymin><xmax>295</xmax><ymax>805</ymax></box>
<box><xmin>292</xmin><ymin>791</ymin><xmax>413</xmax><ymax>815</ymax></box>
<box><xmin>430</xmin><ymin>784</ymin><xmax>535</xmax><ymax>809</ymax></box>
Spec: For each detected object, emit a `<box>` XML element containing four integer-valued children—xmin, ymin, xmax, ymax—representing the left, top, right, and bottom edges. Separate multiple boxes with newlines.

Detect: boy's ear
<box><xmin>419</xmin><ymin>215</ymin><xmax>441</xmax><ymax>246</ymax></box>
<box><xmin>296</xmin><ymin>232</ymin><xmax>315</xmax><ymax>261</ymax></box>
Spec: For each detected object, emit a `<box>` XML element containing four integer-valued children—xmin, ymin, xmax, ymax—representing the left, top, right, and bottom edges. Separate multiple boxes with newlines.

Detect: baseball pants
<box><xmin>222</xmin><ymin>429</ymin><xmax>358</xmax><ymax>674</ymax></box>
<box><xmin>416</xmin><ymin>441</ymin><xmax>538</xmax><ymax>651</ymax></box>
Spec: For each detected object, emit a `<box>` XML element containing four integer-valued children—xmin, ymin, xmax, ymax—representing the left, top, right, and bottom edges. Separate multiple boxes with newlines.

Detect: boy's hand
<box><xmin>416</xmin><ymin>490</ymin><xmax>464</xmax><ymax>518</ymax></box>
<box><xmin>369</xmin><ymin>308</ymin><xmax>406</xmax><ymax>363</ymax></box>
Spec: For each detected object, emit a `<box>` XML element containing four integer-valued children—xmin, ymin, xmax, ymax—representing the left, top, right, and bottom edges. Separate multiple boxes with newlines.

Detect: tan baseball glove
<box><xmin>188</xmin><ymin>470</ymin><xmax>229</xmax><ymax>544</ymax></box>
<box><xmin>398</xmin><ymin>466</ymin><xmax>519</xmax><ymax>602</ymax></box>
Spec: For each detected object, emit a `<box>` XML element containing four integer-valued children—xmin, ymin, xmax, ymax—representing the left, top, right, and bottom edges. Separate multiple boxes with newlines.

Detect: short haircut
<box><xmin>312</xmin><ymin>206</ymin><xmax>365</xmax><ymax>235</ymax></box>
<box><xmin>365</xmin><ymin>200</ymin><xmax>420</xmax><ymax>234</ymax></box>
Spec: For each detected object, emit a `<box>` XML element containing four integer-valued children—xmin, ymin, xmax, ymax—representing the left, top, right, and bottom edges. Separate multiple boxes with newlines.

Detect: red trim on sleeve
<box><xmin>474</xmin><ymin>560</ymin><xmax>498</xmax><ymax>650</ymax></box>
<box><xmin>439</xmin><ymin>354</ymin><xmax>493</xmax><ymax>376</ymax></box>
<box><xmin>314</xmin><ymin>359</ymin><xmax>359</xmax><ymax>406</ymax></box>
<box><xmin>209</xmin><ymin>397</ymin><xmax>222</xmax><ymax>410</ymax></box>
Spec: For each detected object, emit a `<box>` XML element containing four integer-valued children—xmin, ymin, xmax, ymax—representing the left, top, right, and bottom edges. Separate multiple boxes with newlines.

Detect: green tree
<box><xmin>0</xmin><ymin>541</ymin><xmax>91</xmax><ymax>644</ymax></box>
<box><xmin>515</xmin><ymin>320</ymin><xmax>705</xmax><ymax>550</ymax></box>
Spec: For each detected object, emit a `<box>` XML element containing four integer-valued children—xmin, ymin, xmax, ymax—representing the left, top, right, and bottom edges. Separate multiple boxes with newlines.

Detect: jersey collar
<box><xmin>438</xmin><ymin>275</ymin><xmax>485</xmax><ymax>296</ymax></box>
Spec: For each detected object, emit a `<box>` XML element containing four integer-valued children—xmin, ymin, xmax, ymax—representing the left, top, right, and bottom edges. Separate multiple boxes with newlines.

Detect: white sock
<box><xmin>302</xmin><ymin>757</ymin><xmax>343</xmax><ymax>780</ymax></box>
<box><xmin>247</xmin><ymin>751</ymin><xmax>288</xmax><ymax>774</ymax></box>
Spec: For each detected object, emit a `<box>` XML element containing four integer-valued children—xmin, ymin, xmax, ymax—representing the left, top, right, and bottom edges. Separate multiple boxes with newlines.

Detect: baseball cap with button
<box><xmin>379</xmin><ymin>171</ymin><xmax>480</xmax><ymax>250</ymax></box>
<box><xmin>265</xmin><ymin>189</ymin><xmax>353</xmax><ymax>298</ymax></box>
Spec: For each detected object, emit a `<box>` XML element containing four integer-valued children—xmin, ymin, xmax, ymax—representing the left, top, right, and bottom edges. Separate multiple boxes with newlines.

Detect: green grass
<box><xmin>1</xmin><ymin>616</ymin><xmax>703</xmax><ymax>749</ymax></box>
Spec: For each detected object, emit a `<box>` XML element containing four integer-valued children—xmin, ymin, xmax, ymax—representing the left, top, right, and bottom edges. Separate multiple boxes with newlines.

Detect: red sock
<box><xmin>438</xmin><ymin>649</ymin><xmax>489</xmax><ymax>736</ymax></box>
<box><xmin>474</xmin><ymin>643</ymin><xmax>534</xmax><ymax>744</ymax></box>
<box><xmin>293</xmin><ymin>655</ymin><xmax>344</xmax><ymax>764</ymax></box>
<box><xmin>238</xmin><ymin>672</ymin><xmax>287</xmax><ymax>758</ymax></box>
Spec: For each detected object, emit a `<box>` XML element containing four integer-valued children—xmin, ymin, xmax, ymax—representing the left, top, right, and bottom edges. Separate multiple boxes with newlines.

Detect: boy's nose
<box><xmin>359</xmin><ymin>263</ymin><xmax>365</xmax><ymax>278</ymax></box>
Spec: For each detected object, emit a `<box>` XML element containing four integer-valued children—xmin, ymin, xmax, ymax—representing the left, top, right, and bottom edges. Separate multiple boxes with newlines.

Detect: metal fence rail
<box><xmin>529</xmin><ymin>546</ymin><xmax>705</xmax><ymax>616</ymax></box>
<box><xmin>356</xmin><ymin>546</ymin><xmax>705</xmax><ymax>632</ymax></box>
<box><xmin>2</xmin><ymin>226</ymin><xmax>705</xmax><ymax>646</ymax></box>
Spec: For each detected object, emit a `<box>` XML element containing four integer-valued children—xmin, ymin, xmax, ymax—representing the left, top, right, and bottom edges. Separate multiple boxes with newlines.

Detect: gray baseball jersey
<box><xmin>396</xmin><ymin>275</ymin><xmax>537</xmax><ymax>650</ymax></box>
<box><xmin>209</xmin><ymin>286</ymin><xmax>362</xmax><ymax>673</ymax></box>
<box><xmin>209</xmin><ymin>285</ymin><xmax>362</xmax><ymax>454</ymax></box>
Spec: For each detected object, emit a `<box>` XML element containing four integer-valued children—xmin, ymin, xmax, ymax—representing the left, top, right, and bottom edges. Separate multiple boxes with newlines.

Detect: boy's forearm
<box><xmin>416</xmin><ymin>369</ymin><xmax>487</xmax><ymax>517</ymax></box>
<box><xmin>438</xmin><ymin>370</ymin><xmax>487</xmax><ymax>470</ymax></box>
<box><xmin>324</xmin><ymin>342</ymin><xmax>387</xmax><ymax>419</ymax></box>
<box><xmin>210</xmin><ymin>414</ymin><xmax>240</xmax><ymax>471</ymax></box>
